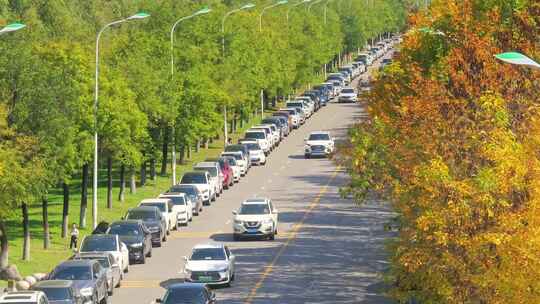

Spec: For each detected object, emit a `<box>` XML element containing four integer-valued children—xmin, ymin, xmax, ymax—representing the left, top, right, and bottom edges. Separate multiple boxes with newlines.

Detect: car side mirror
<box><xmin>155</xmin><ymin>299</ymin><xmax>163</xmax><ymax>303</ymax></box>
<box><xmin>274</xmin><ymin>209</ymin><xmax>279</xmax><ymax>214</ymax></box>
<box><xmin>232</xmin><ymin>211</ymin><xmax>237</xmax><ymax>215</ymax></box>
<box><xmin>182</xmin><ymin>256</ymin><xmax>188</xmax><ymax>261</ymax></box>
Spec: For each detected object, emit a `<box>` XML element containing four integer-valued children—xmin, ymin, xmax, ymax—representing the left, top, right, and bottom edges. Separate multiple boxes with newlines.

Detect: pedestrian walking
<box><xmin>69</xmin><ymin>223</ymin><xmax>79</xmax><ymax>250</ymax></box>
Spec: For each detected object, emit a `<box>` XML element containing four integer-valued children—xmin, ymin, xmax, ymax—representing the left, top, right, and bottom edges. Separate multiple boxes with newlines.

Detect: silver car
<box><xmin>183</xmin><ymin>243</ymin><xmax>236</xmax><ymax>287</ymax></box>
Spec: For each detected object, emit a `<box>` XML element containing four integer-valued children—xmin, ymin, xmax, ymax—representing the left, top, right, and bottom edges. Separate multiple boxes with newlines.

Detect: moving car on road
<box><xmin>73</xmin><ymin>252</ymin><xmax>122</xmax><ymax>291</ymax></box>
<box><xmin>338</xmin><ymin>87</ymin><xmax>358</xmax><ymax>103</ymax></box>
<box><xmin>49</xmin><ymin>260</ymin><xmax>109</xmax><ymax>304</ymax></box>
<box><xmin>107</xmin><ymin>220</ymin><xmax>153</xmax><ymax>264</ymax></box>
<box><xmin>183</xmin><ymin>243</ymin><xmax>236</xmax><ymax>287</ymax></box>
<box><xmin>304</xmin><ymin>131</ymin><xmax>335</xmax><ymax>159</ymax></box>
<box><xmin>155</xmin><ymin>283</ymin><xmax>216</xmax><ymax>304</ymax></box>
<box><xmin>79</xmin><ymin>234</ymin><xmax>129</xmax><ymax>274</ymax></box>
<box><xmin>32</xmin><ymin>280</ymin><xmax>82</xmax><ymax>304</ymax></box>
<box><xmin>232</xmin><ymin>198</ymin><xmax>279</xmax><ymax>241</ymax></box>
<box><xmin>124</xmin><ymin>206</ymin><xmax>167</xmax><ymax>247</ymax></box>
<box><xmin>0</xmin><ymin>291</ymin><xmax>49</xmax><ymax>304</ymax></box>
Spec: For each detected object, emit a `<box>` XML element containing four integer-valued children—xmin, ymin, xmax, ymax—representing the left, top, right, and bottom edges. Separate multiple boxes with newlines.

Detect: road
<box><xmin>112</xmin><ymin>55</ymin><xmax>395</xmax><ymax>304</ymax></box>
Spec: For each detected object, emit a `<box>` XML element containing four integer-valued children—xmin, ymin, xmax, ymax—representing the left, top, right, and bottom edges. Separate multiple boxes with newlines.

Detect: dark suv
<box><xmin>124</xmin><ymin>206</ymin><xmax>166</xmax><ymax>247</ymax></box>
<box><xmin>108</xmin><ymin>220</ymin><xmax>153</xmax><ymax>264</ymax></box>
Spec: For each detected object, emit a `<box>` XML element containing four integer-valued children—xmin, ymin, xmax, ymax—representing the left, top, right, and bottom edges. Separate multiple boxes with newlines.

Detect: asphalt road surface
<box><xmin>112</xmin><ymin>55</ymin><xmax>395</xmax><ymax>304</ymax></box>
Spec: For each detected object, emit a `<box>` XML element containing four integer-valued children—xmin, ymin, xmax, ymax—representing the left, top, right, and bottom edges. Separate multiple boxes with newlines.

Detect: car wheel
<box><xmin>124</xmin><ymin>263</ymin><xmax>129</xmax><ymax>273</ymax></box>
<box><xmin>269</xmin><ymin>233</ymin><xmax>275</xmax><ymax>241</ymax></box>
<box><xmin>100</xmin><ymin>289</ymin><xmax>109</xmax><ymax>304</ymax></box>
<box><xmin>147</xmin><ymin>247</ymin><xmax>152</xmax><ymax>257</ymax></box>
<box><xmin>163</xmin><ymin>232</ymin><xmax>167</xmax><ymax>242</ymax></box>
<box><xmin>108</xmin><ymin>283</ymin><xmax>113</xmax><ymax>296</ymax></box>
<box><xmin>156</xmin><ymin>239</ymin><xmax>162</xmax><ymax>248</ymax></box>
<box><xmin>140</xmin><ymin>254</ymin><xmax>146</xmax><ymax>264</ymax></box>
<box><xmin>116</xmin><ymin>278</ymin><xmax>121</xmax><ymax>288</ymax></box>
<box><xmin>305</xmin><ymin>154</ymin><xmax>310</xmax><ymax>159</ymax></box>
<box><xmin>93</xmin><ymin>292</ymin><xmax>98</xmax><ymax>304</ymax></box>
<box><xmin>211</xmin><ymin>195</ymin><xmax>216</xmax><ymax>202</ymax></box>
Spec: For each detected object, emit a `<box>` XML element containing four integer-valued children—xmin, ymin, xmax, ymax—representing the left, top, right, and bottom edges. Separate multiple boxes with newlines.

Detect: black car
<box><xmin>156</xmin><ymin>283</ymin><xmax>216</xmax><ymax>304</ymax></box>
<box><xmin>32</xmin><ymin>280</ymin><xmax>83</xmax><ymax>304</ymax></box>
<box><xmin>168</xmin><ymin>184</ymin><xmax>204</xmax><ymax>215</ymax></box>
<box><xmin>124</xmin><ymin>206</ymin><xmax>166</xmax><ymax>247</ymax></box>
<box><xmin>108</xmin><ymin>220</ymin><xmax>153</xmax><ymax>264</ymax></box>
<box><xmin>49</xmin><ymin>260</ymin><xmax>109</xmax><ymax>304</ymax></box>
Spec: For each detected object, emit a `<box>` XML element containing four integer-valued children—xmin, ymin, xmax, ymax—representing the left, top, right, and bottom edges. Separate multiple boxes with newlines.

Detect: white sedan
<box><xmin>183</xmin><ymin>243</ymin><xmax>236</xmax><ymax>287</ymax></box>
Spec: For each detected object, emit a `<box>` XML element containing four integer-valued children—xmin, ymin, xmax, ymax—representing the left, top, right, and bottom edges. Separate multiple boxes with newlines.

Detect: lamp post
<box><xmin>323</xmin><ymin>0</ymin><xmax>335</xmax><ymax>24</ymax></box>
<box><xmin>287</xmin><ymin>0</ymin><xmax>311</xmax><ymax>24</ymax></box>
<box><xmin>221</xmin><ymin>3</ymin><xmax>256</xmax><ymax>146</ymax></box>
<box><xmin>495</xmin><ymin>52</ymin><xmax>540</xmax><ymax>70</ymax></box>
<box><xmin>0</xmin><ymin>22</ymin><xmax>26</xmax><ymax>35</ymax></box>
<box><xmin>170</xmin><ymin>7</ymin><xmax>211</xmax><ymax>186</ymax></box>
<box><xmin>308</xmin><ymin>0</ymin><xmax>324</xmax><ymax>12</ymax></box>
<box><xmin>93</xmin><ymin>12</ymin><xmax>149</xmax><ymax>229</ymax></box>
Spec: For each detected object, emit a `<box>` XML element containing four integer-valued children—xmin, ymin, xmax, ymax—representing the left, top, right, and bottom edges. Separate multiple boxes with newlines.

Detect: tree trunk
<box><xmin>42</xmin><ymin>196</ymin><xmax>50</xmax><ymax>250</ymax></box>
<box><xmin>107</xmin><ymin>157</ymin><xmax>113</xmax><ymax>209</ymax></box>
<box><xmin>140</xmin><ymin>162</ymin><xmax>147</xmax><ymax>186</ymax></box>
<box><xmin>204</xmin><ymin>138</ymin><xmax>209</xmax><ymax>149</ymax></box>
<box><xmin>61</xmin><ymin>182</ymin><xmax>69</xmax><ymax>238</ymax></box>
<box><xmin>130</xmin><ymin>167</ymin><xmax>137</xmax><ymax>194</ymax></box>
<box><xmin>80</xmin><ymin>163</ymin><xmax>89</xmax><ymax>228</ymax></box>
<box><xmin>179</xmin><ymin>144</ymin><xmax>185</xmax><ymax>164</ymax></box>
<box><xmin>160</xmin><ymin>127</ymin><xmax>169</xmax><ymax>176</ymax></box>
<box><xmin>0</xmin><ymin>220</ymin><xmax>8</xmax><ymax>268</ymax></box>
<box><xmin>22</xmin><ymin>203</ymin><xmax>30</xmax><ymax>261</ymax></box>
<box><xmin>118</xmin><ymin>164</ymin><xmax>125</xmax><ymax>202</ymax></box>
<box><xmin>196</xmin><ymin>140</ymin><xmax>200</xmax><ymax>153</ymax></box>
<box><xmin>150</xmin><ymin>159</ymin><xmax>157</xmax><ymax>181</ymax></box>
<box><xmin>187</xmin><ymin>144</ymin><xmax>192</xmax><ymax>159</ymax></box>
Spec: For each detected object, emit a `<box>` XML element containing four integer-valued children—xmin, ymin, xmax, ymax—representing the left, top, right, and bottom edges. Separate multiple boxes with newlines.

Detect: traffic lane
<box><xmin>111</xmin><ymin>94</ymin><xmax>350</xmax><ymax>303</ymax></box>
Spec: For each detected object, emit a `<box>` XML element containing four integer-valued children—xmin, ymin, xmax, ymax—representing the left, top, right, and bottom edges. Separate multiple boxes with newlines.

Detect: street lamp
<box><xmin>170</xmin><ymin>6</ymin><xmax>211</xmax><ymax>185</ymax></box>
<box><xmin>323</xmin><ymin>0</ymin><xmax>335</xmax><ymax>24</ymax></box>
<box><xmin>221</xmin><ymin>3</ymin><xmax>256</xmax><ymax>146</ymax></box>
<box><xmin>495</xmin><ymin>52</ymin><xmax>540</xmax><ymax>70</ymax></box>
<box><xmin>260</xmin><ymin>0</ymin><xmax>288</xmax><ymax>31</ymax></box>
<box><xmin>287</xmin><ymin>0</ymin><xmax>311</xmax><ymax>24</ymax></box>
<box><xmin>0</xmin><ymin>22</ymin><xmax>26</xmax><ymax>35</ymax></box>
<box><xmin>92</xmin><ymin>12</ymin><xmax>149</xmax><ymax>229</ymax></box>
<box><xmin>308</xmin><ymin>0</ymin><xmax>324</xmax><ymax>12</ymax></box>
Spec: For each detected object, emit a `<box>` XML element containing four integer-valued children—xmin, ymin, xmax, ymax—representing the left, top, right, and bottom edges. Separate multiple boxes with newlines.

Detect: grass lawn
<box><xmin>1</xmin><ymin>109</ymin><xmax>273</xmax><ymax>285</ymax></box>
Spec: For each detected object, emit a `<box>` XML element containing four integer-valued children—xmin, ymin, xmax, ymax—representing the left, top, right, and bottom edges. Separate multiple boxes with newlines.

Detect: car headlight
<box><xmin>234</xmin><ymin>220</ymin><xmax>243</xmax><ymax>225</ymax></box>
<box><xmin>148</xmin><ymin>226</ymin><xmax>160</xmax><ymax>233</ymax></box>
<box><xmin>218</xmin><ymin>267</ymin><xmax>229</xmax><ymax>275</ymax></box>
<box><xmin>80</xmin><ymin>287</ymin><xmax>93</xmax><ymax>297</ymax></box>
<box><xmin>184</xmin><ymin>267</ymin><xmax>192</xmax><ymax>275</ymax></box>
<box><xmin>130</xmin><ymin>242</ymin><xmax>143</xmax><ymax>248</ymax></box>
<box><xmin>202</xmin><ymin>189</ymin><xmax>209</xmax><ymax>193</ymax></box>
<box><xmin>304</xmin><ymin>145</ymin><xmax>311</xmax><ymax>151</ymax></box>
<box><xmin>263</xmin><ymin>218</ymin><xmax>273</xmax><ymax>225</ymax></box>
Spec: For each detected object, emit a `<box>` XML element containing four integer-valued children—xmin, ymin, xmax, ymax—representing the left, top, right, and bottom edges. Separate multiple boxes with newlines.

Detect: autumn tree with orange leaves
<box><xmin>341</xmin><ymin>0</ymin><xmax>540</xmax><ymax>303</ymax></box>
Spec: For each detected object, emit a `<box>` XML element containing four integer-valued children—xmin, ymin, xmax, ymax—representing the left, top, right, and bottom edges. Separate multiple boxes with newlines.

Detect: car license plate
<box><xmin>247</xmin><ymin>229</ymin><xmax>258</xmax><ymax>234</ymax></box>
<box><xmin>199</xmin><ymin>276</ymin><xmax>213</xmax><ymax>282</ymax></box>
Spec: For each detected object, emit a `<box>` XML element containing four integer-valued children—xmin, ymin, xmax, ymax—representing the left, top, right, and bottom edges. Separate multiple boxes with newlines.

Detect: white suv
<box><xmin>244</xmin><ymin>130</ymin><xmax>270</xmax><ymax>154</ymax></box>
<box><xmin>193</xmin><ymin>162</ymin><xmax>223</xmax><ymax>197</ymax></box>
<box><xmin>221</xmin><ymin>151</ymin><xmax>248</xmax><ymax>175</ymax></box>
<box><xmin>304</xmin><ymin>131</ymin><xmax>335</xmax><ymax>158</ymax></box>
<box><xmin>232</xmin><ymin>198</ymin><xmax>279</xmax><ymax>241</ymax></box>
<box><xmin>238</xmin><ymin>140</ymin><xmax>266</xmax><ymax>165</ymax></box>
<box><xmin>159</xmin><ymin>193</ymin><xmax>193</xmax><ymax>226</ymax></box>
<box><xmin>0</xmin><ymin>291</ymin><xmax>48</xmax><ymax>304</ymax></box>
<box><xmin>180</xmin><ymin>171</ymin><xmax>215</xmax><ymax>204</ymax></box>
<box><xmin>183</xmin><ymin>243</ymin><xmax>236</xmax><ymax>287</ymax></box>
<box><xmin>139</xmin><ymin>198</ymin><xmax>176</xmax><ymax>233</ymax></box>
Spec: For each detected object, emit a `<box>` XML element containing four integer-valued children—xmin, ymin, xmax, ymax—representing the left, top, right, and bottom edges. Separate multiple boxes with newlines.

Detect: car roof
<box><xmin>32</xmin><ymin>280</ymin><xmax>73</xmax><ymax>288</ymax></box>
<box><xmin>195</xmin><ymin>162</ymin><xmax>218</xmax><ymax>167</ymax></box>
<box><xmin>166</xmin><ymin>283</ymin><xmax>208</xmax><ymax>290</ymax></box>
<box><xmin>160</xmin><ymin>193</ymin><xmax>186</xmax><ymax>198</ymax></box>
<box><xmin>221</xmin><ymin>151</ymin><xmax>242</xmax><ymax>155</ymax></box>
<box><xmin>183</xmin><ymin>171</ymin><xmax>207</xmax><ymax>176</ymax></box>
<box><xmin>129</xmin><ymin>206</ymin><xmax>160</xmax><ymax>212</ymax></box>
<box><xmin>84</xmin><ymin>234</ymin><xmax>115</xmax><ymax>240</ymax></box>
<box><xmin>110</xmin><ymin>220</ymin><xmax>141</xmax><ymax>226</ymax></box>
<box><xmin>310</xmin><ymin>131</ymin><xmax>330</xmax><ymax>135</ymax></box>
<box><xmin>243</xmin><ymin>198</ymin><xmax>269</xmax><ymax>204</ymax></box>
<box><xmin>0</xmin><ymin>291</ymin><xmax>44</xmax><ymax>302</ymax></box>
<box><xmin>57</xmin><ymin>259</ymin><xmax>94</xmax><ymax>267</ymax></box>
<box><xmin>193</xmin><ymin>243</ymin><xmax>224</xmax><ymax>250</ymax></box>
<box><xmin>140</xmin><ymin>198</ymin><xmax>169</xmax><ymax>204</ymax></box>
<box><xmin>74</xmin><ymin>252</ymin><xmax>114</xmax><ymax>259</ymax></box>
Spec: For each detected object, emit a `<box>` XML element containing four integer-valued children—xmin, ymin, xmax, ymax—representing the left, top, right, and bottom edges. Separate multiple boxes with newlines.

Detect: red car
<box><xmin>218</xmin><ymin>157</ymin><xmax>234</xmax><ymax>189</ymax></box>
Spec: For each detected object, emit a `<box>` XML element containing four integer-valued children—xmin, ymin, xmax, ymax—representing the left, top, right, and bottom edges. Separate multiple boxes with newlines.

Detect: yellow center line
<box><xmin>244</xmin><ymin>166</ymin><xmax>341</xmax><ymax>304</ymax></box>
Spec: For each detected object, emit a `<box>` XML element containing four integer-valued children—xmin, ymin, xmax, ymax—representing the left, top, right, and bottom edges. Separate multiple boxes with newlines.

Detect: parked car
<box><xmin>183</xmin><ymin>243</ymin><xmax>236</xmax><ymax>287</ymax></box>
<box><xmin>250</xmin><ymin>125</ymin><xmax>276</xmax><ymax>148</ymax></box>
<box><xmin>194</xmin><ymin>162</ymin><xmax>223</xmax><ymax>197</ymax></box>
<box><xmin>232</xmin><ymin>198</ymin><xmax>279</xmax><ymax>241</ymax></box>
<box><xmin>262</xmin><ymin>117</ymin><xmax>288</xmax><ymax>138</ymax></box>
<box><xmin>286</xmin><ymin>101</ymin><xmax>310</xmax><ymax>119</ymax></box>
<box><xmin>304</xmin><ymin>131</ymin><xmax>335</xmax><ymax>158</ymax></box>
<box><xmin>224</xmin><ymin>144</ymin><xmax>251</xmax><ymax>168</ymax></box>
<box><xmin>221</xmin><ymin>151</ymin><xmax>248</xmax><ymax>176</ymax></box>
<box><xmin>79</xmin><ymin>234</ymin><xmax>129</xmax><ymax>274</ymax></box>
<box><xmin>159</xmin><ymin>193</ymin><xmax>193</xmax><ymax>226</ymax></box>
<box><xmin>338</xmin><ymin>87</ymin><xmax>358</xmax><ymax>103</ymax></box>
<box><xmin>107</xmin><ymin>220</ymin><xmax>153</xmax><ymax>264</ymax></box>
<box><xmin>0</xmin><ymin>291</ymin><xmax>49</xmax><ymax>304</ymax></box>
<box><xmin>272</xmin><ymin>110</ymin><xmax>294</xmax><ymax>129</ymax></box>
<box><xmin>48</xmin><ymin>260</ymin><xmax>109</xmax><ymax>304</ymax></box>
<box><xmin>279</xmin><ymin>108</ymin><xmax>301</xmax><ymax>127</ymax></box>
<box><xmin>125</xmin><ymin>206</ymin><xmax>167</xmax><ymax>246</ymax></box>
<box><xmin>180</xmin><ymin>171</ymin><xmax>215</xmax><ymax>204</ymax></box>
<box><xmin>167</xmin><ymin>184</ymin><xmax>204</xmax><ymax>215</ymax></box>
<box><xmin>139</xmin><ymin>198</ymin><xmax>176</xmax><ymax>233</ymax></box>
<box><xmin>238</xmin><ymin>140</ymin><xmax>266</xmax><ymax>165</ymax></box>
<box><xmin>32</xmin><ymin>280</ymin><xmax>82</xmax><ymax>304</ymax></box>
<box><xmin>256</xmin><ymin>124</ymin><xmax>280</xmax><ymax>146</ymax></box>
<box><xmin>244</xmin><ymin>130</ymin><xmax>270</xmax><ymax>154</ymax></box>
<box><xmin>216</xmin><ymin>157</ymin><xmax>234</xmax><ymax>189</ymax></box>
<box><xmin>221</xmin><ymin>156</ymin><xmax>241</xmax><ymax>183</ymax></box>
<box><xmin>155</xmin><ymin>283</ymin><xmax>216</xmax><ymax>304</ymax></box>
<box><xmin>72</xmin><ymin>252</ymin><xmax>122</xmax><ymax>292</ymax></box>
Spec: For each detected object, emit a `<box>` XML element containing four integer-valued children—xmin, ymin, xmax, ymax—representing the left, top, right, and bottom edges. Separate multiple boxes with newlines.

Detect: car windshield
<box><xmin>342</xmin><ymin>89</ymin><xmax>355</xmax><ymax>94</ymax></box>
<box><xmin>140</xmin><ymin>202</ymin><xmax>166</xmax><ymax>212</ymax></box>
<box><xmin>162</xmin><ymin>288</ymin><xmax>206</xmax><ymax>304</ymax></box>
<box><xmin>181</xmin><ymin>173</ymin><xmax>207</xmax><ymax>184</ymax></box>
<box><xmin>51</xmin><ymin>266</ymin><xmax>91</xmax><ymax>280</ymax></box>
<box><xmin>224</xmin><ymin>157</ymin><xmax>237</xmax><ymax>166</ymax></box>
<box><xmin>81</xmin><ymin>237</ymin><xmax>115</xmax><ymax>251</ymax></box>
<box><xmin>190</xmin><ymin>248</ymin><xmax>225</xmax><ymax>261</ymax></box>
<box><xmin>245</xmin><ymin>132</ymin><xmax>265</xmax><ymax>140</ymax></box>
<box><xmin>109</xmin><ymin>224</ymin><xmax>141</xmax><ymax>236</ymax></box>
<box><xmin>287</xmin><ymin>102</ymin><xmax>303</xmax><ymax>108</ymax></box>
<box><xmin>309</xmin><ymin>133</ymin><xmax>330</xmax><ymax>141</ymax></box>
<box><xmin>225</xmin><ymin>145</ymin><xmax>245</xmax><ymax>153</ymax></box>
<box><xmin>126</xmin><ymin>210</ymin><xmax>157</xmax><ymax>221</ymax></box>
<box><xmin>34</xmin><ymin>288</ymin><xmax>71</xmax><ymax>301</ymax></box>
<box><xmin>164</xmin><ymin>196</ymin><xmax>186</xmax><ymax>205</ymax></box>
<box><xmin>262</xmin><ymin>120</ymin><xmax>279</xmax><ymax>126</ymax></box>
<box><xmin>194</xmin><ymin>167</ymin><xmax>218</xmax><ymax>177</ymax></box>
<box><xmin>239</xmin><ymin>204</ymin><xmax>269</xmax><ymax>215</ymax></box>
<box><xmin>78</xmin><ymin>257</ymin><xmax>110</xmax><ymax>268</ymax></box>
<box><xmin>169</xmin><ymin>186</ymin><xmax>197</xmax><ymax>196</ymax></box>
<box><xmin>222</xmin><ymin>153</ymin><xmax>242</xmax><ymax>160</ymax></box>
<box><xmin>245</xmin><ymin>143</ymin><xmax>261</xmax><ymax>150</ymax></box>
